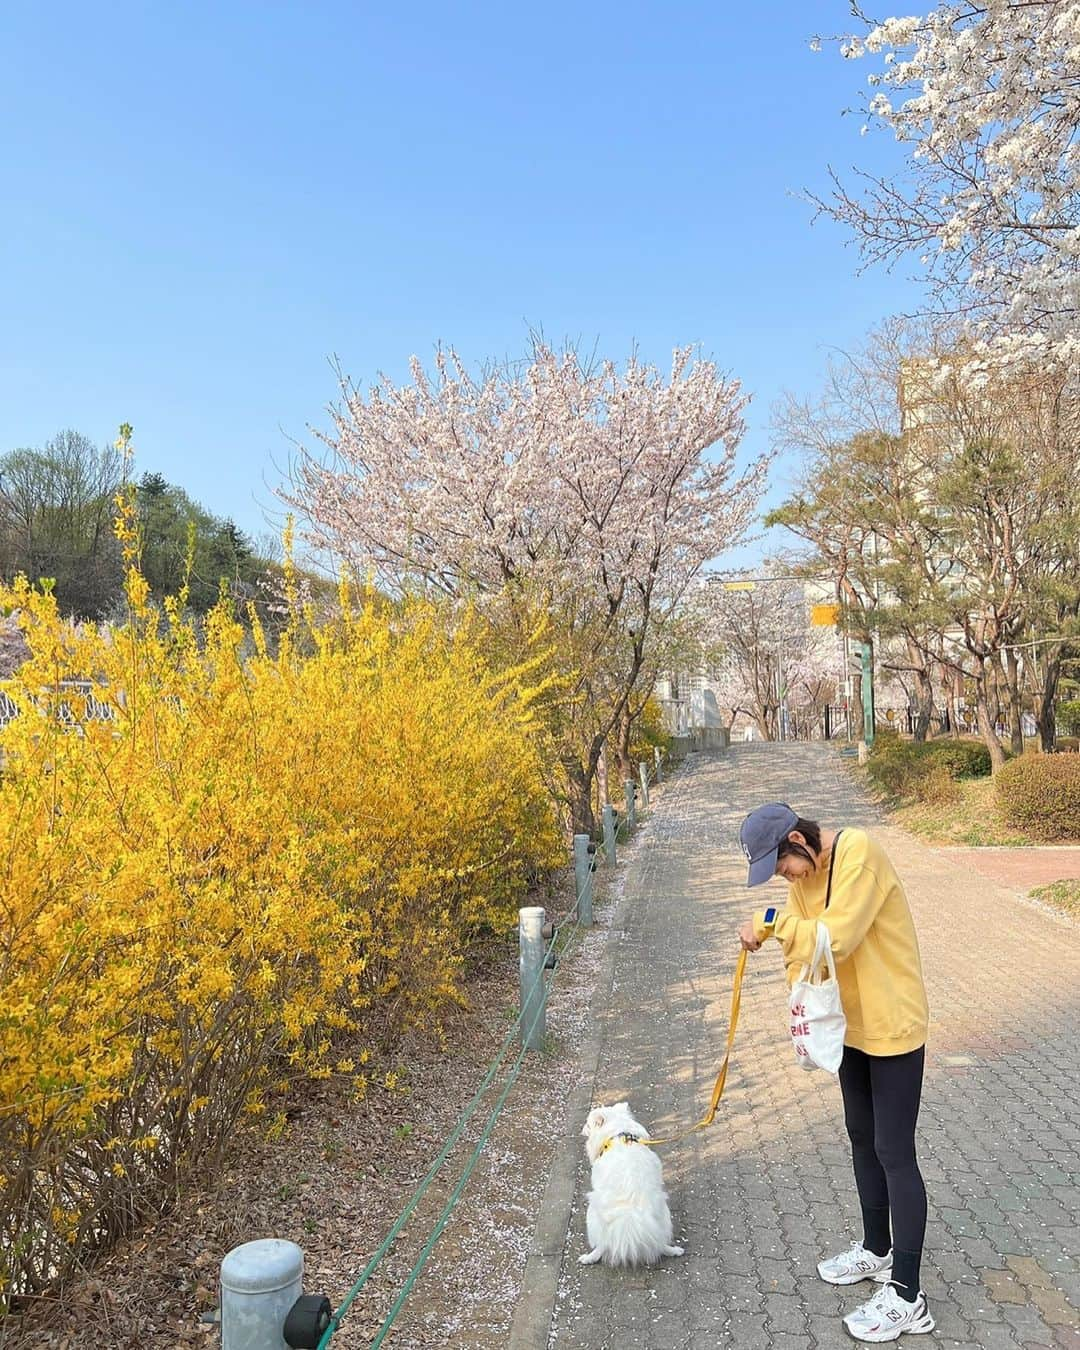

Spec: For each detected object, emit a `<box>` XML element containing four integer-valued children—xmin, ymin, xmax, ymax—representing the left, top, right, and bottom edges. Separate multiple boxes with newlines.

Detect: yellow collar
<box><xmin>598</xmin><ymin>1131</ymin><xmax>644</xmax><ymax>1158</ymax></box>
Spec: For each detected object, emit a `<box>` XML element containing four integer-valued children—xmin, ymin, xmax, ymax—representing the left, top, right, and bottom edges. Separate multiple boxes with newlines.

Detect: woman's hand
<box><xmin>739</xmin><ymin>917</ymin><xmax>762</xmax><ymax>952</ymax></box>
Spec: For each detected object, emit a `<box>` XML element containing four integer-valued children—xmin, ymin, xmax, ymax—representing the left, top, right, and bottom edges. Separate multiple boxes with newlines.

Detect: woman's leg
<box><xmin>838</xmin><ymin>1045</ymin><xmax>891</xmax><ymax>1258</ymax></box>
<box><xmin>869</xmin><ymin>1046</ymin><xmax>928</xmax><ymax>1302</ymax></box>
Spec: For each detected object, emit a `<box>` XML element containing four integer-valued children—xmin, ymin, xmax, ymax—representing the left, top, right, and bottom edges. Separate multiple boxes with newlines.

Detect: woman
<box><xmin>738</xmin><ymin>801</ymin><xmax>933</xmax><ymax>1344</ymax></box>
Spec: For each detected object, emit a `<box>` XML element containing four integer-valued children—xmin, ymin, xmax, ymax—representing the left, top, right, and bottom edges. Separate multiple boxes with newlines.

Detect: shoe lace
<box><xmin>858</xmin><ymin>1282</ymin><xmax>898</xmax><ymax>1317</ymax></box>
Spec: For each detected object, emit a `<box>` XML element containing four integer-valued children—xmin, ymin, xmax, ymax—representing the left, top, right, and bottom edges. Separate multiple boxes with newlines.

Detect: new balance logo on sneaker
<box><xmin>817</xmin><ymin>1240</ymin><xmax>893</xmax><ymax>1286</ymax></box>
<box><xmin>844</xmin><ymin>1283</ymin><xmax>936</xmax><ymax>1343</ymax></box>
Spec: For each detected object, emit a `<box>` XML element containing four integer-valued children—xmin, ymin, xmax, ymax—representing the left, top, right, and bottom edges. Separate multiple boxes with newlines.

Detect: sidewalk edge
<box><xmin>506</xmin><ymin>893</ymin><xmax>621</xmax><ymax>1349</ymax></box>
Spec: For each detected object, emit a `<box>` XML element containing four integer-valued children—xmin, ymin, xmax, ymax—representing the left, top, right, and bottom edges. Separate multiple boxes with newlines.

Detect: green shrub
<box><xmin>866</xmin><ymin>737</ymin><xmax>921</xmax><ymax>799</ymax></box>
<box><xmin>996</xmin><ymin>753</ymin><xmax>1080</xmax><ymax>841</ymax></box>
<box><xmin>866</xmin><ymin>732</ymin><xmax>991</xmax><ymax>802</ymax></box>
<box><xmin>924</xmin><ymin>739</ymin><xmax>992</xmax><ymax>778</ymax></box>
<box><xmin>913</xmin><ymin>759</ymin><xmax>962</xmax><ymax>806</ymax></box>
<box><xmin>1057</xmin><ymin>700</ymin><xmax>1080</xmax><ymax>737</ymax></box>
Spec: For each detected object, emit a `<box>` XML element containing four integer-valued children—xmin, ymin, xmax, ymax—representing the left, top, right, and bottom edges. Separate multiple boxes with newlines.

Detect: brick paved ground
<box><xmin>534</xmin><ymin>744</ymin><xmax>1080</xmax><ymax>1350</ymax></box>
<box><xmin>937</xmin><ymin>848</ymin><xmax>1080</xmax><ymax>892</ymax></box>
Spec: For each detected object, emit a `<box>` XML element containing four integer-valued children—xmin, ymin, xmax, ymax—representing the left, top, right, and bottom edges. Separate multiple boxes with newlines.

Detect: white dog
<box><xmin>578</xmin><ymin>1101</ymin><xmax>685</xmax><ymax>1267</ymax></box>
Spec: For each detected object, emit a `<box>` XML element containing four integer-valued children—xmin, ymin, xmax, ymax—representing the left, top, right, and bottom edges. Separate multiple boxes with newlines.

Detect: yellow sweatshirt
<box><xmin>753</xmin><ymin>828</ymin><xmax>928</xmax><ymax>1056</ymax></box>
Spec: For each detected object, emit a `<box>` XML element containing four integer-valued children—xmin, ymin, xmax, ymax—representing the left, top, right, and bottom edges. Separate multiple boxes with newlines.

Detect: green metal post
<box><xmin>861</xmin><ymin>642</ymin><xmax>876</xmax><ymax>748</ymax></box>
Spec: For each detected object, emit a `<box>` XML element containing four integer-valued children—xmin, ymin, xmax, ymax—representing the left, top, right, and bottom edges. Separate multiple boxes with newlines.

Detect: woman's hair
<box><xmin>776</xmin><ymin>816</ymin><xmax>822</xmax><ymax>867</ymax></box>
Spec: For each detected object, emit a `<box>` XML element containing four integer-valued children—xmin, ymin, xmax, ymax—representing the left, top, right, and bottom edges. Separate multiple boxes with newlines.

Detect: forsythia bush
<box><xmin>995</xmin><ymin>752</ymin><xmax>1080</xmax><ymax>841</ymax></box>
<box><xmin>0</xmin><ymin>504</ymin><xmax>561</xmax><ymax>1302</ymax></box>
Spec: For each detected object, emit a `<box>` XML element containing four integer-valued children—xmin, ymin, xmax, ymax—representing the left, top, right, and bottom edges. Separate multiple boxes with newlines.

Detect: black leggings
<box><xmin>838</xmin><ymin>1044</ymin><xmax>927</xmax><ymax>1300</ymax></box>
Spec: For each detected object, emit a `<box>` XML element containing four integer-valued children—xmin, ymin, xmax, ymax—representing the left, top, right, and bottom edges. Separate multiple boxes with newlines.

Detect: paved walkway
<box><xmin>528</xmin><ymin>744</ymin><xmax>1080</xmax><ymax>1350</ymax></box>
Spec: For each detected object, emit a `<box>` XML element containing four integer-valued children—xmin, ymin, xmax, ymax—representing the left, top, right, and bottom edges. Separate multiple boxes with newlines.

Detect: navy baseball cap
<box><xmin>740</xmin><ymin>803</ymin><xmax>799</xmax><ymax>887</ymax></box>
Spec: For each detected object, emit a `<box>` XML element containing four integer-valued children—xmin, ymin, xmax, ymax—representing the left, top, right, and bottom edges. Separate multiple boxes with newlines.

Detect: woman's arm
<box><xmin>749</xmin><ymin>859</ymin><xmax>887</xmax><ymax>964</ymax></box>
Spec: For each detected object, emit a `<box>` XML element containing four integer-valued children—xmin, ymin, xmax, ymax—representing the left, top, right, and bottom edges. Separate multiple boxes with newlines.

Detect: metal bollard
<box><xmin>638</xmin><ymin>761</ymin><xmax>650</xmax><ymax>811</ymax></box>
<box><xmin>573</xmin><ymin>833</ymin><xmax>595</xmax><ymax>924</ymax></box>
<box><xmin>519</xmin><ymin>905</ymin><xmax>546</xmax><ymax>1050</ymax></box>
<box><xmin>624</xmin><ymin>780</ymin><xmax>636</xmax><ymax>831</ymax></box>
<box><xmin>653</xmin><ymin>745</ymin><xmax>663</xmax><ymax>783</ymax></box>
<box><xmin>221</xmin><ymin>1240</ymin><xmax>303</xmax><ymax>1350</ymax></box>
<box><xmin>602</xmin><ymin>802</ymin><xmax>617</xmax><ymax>866</ymax></box>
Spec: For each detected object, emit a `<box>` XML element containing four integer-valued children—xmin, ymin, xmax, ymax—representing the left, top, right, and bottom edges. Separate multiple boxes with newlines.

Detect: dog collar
<box><xmin>597</xmin><ymin>1130</ymin><xmax>644</xmax><ymax>1157</ymax></box>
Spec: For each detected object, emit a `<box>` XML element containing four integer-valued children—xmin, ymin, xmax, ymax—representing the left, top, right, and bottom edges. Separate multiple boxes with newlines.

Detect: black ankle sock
<box><xmin>861</xmin><ymin>1206</ymin><xmax>891</xmax><ymax>1259</ymax></box>
<box><xmin>890</xmin><ymin>1249</ymin><xmax>920</xmax><ymax>1303</ymax></box>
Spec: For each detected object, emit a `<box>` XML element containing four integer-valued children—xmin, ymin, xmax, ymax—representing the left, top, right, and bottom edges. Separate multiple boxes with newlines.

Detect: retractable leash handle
<box><xmin>643</xmin><ymin>945</ymin><xmax>748</xmax><ymax>1149</ymax></box>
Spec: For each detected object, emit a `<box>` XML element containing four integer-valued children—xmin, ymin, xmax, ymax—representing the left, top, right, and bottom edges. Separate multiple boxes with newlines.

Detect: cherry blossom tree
<box><xmin>680</xmin><ymin>575</ymin><xmax>837</xmax><ymax>741</ymax></box>
<box><xmin>817</xmin><ymin>3</ymin><xmax>1080</xmax><ymax>347</ymax></box>
<box><xmin>289</xmin><ymin>341</ymin><xmax>768</xmax><ymax>831</ymax></box>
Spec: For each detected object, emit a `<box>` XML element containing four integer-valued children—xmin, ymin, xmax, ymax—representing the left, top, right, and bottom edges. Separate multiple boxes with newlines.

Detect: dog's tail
<box><xmin>599</xmin><ymin>1203</ymin><xmax>673</xmax><ymax>1268</ymax></box>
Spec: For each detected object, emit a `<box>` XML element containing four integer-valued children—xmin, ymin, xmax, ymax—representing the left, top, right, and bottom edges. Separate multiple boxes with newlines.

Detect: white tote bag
<box><xmin>789</xmin><ymin>921</ymin><xmax>846</xmax><ymax>1073</ymax></box>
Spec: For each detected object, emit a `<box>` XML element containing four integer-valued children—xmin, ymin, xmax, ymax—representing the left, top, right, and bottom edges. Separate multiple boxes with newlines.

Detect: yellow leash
<box><xmin>641</xmin><ymin>946</ymin><xmax>748</xmax><ymax>1148</ymax></box>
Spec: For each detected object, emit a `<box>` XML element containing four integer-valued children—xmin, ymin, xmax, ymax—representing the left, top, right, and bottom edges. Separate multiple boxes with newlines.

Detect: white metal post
<box><xmin>602</xmin><ymin>802</ymin><xmax>616</xmax><ymax>865</ymax></box>
<box><xmin>518</xmin><ymin>906</ymin><xmax>546</xmax><ymax>1050</ymax></box>
<box><xmin>573</xmin><ymin>833</ymin><xmax>593</xmax><ymax>925</ymax></box>
<box><xmin>221</xmin><ymin>1239</ymin><xmax>303</xmax><ymax>1350</ymax></box>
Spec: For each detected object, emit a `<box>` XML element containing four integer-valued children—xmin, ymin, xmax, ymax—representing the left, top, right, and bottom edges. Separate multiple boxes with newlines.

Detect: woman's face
<box><xmin>774</xmin><ymin>832</ymin><xmax>818</xmax><ymax>882</ymax></box>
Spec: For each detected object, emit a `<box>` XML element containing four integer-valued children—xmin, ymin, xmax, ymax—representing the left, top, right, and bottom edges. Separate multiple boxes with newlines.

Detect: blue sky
<box><xmin>1</xmin><ymin>2</ymin><xmax>919</xmax><ymax>565</ymax></box>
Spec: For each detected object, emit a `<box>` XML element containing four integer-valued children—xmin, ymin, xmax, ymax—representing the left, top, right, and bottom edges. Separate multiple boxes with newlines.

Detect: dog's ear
<box><xmin>613</xmin><ymin>1100</ymin><xmax>629</xmax><ymax>1113</ymax></box>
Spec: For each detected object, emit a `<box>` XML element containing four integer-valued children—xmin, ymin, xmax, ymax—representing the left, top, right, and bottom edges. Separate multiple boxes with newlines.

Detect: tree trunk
<box><xmin>1037</xmin><ymin>647</ymin><xmax>1062</xmax><ymax>752</ymax></box>
<box><xmin>914</xmin><ymin>674</ymin><xmax>934</xmax><ymax>743</ymax></box>
<box><xmin>564</xmin><ymin>759</ymin><xmax>596</xmax><ymax>836</ymax></box>
<box><xmin>902</xmin><ymin>637</ymin><xmax>935</xmax><ymax>743</ymax></box>
<box><xmin>613</xmin><ymin>703</ymin><xmax>633</xmax><ymax>783</ymax></box>
<box><xmin>850</xmin><ymin>670</ymin><xmax>865</xmax><ymax>742</ymax></box>
<box><xmin>974</xmin><ymin>671</ymin><xmax>1008</xmax><ymax>772</ymax></box>
<box><xmin>755</xmin><ymin>693</ymin><xmax>778</xmax><ymax>741</ymax></box>
<box><xmin>1001</xmin><ymin>648</ymin><xmax>1025</xmax><ymax>755</ymax></box>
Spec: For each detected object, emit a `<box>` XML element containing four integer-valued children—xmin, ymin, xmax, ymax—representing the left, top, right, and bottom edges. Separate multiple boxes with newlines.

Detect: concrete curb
<box><xmin>506</xmin><ymin>882</ymin><xmax>622</xmax><ymax>1350</ymax></box>
<box><xmin>506</xmin><ymin>792</ymin><xmax>659</xmax><ymax>1349</ymax></box>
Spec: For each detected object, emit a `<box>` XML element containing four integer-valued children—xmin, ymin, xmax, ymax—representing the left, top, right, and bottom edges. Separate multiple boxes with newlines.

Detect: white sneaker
<box><xmin>844</xmin><ymin>1283</ymin><xmax>935</xmax><ymax>1342</ymax></box>
<box><xmin>817</xmin><ymin>1240</ymin><xmax>893</xmax><ymax>1285</ymax></box>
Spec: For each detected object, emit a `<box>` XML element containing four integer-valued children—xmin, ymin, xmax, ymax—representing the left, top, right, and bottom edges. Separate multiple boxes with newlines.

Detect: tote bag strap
<box><xmin>800</xmin><ymin>922</ymin><xmax>835</xmax><ymax>987</ymax></box>
<box><xmin>812</xmin><ymin>920</ymin><xmax>838</xmax><ymax>984</ymax></box>
<box><xmin>814</xmin><ymin>832</ymin><xmax>845</xmax><ymax>983</ymax></box>
<box><xmin>800</xmin><ymin>833</ymin><xmax>846</xmax><ymax>984</ymax></box>
<box><xmin>824</xmin><ymin>830</ymin><xmax>844</xmax><ymax>909</ymax></box>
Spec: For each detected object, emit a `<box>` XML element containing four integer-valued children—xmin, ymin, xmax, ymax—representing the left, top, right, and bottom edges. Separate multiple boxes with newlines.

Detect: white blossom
<box><xmin>822</xmin><ymin>2</ymin><xmax>1080</xmax><ymax>351</ymax></box>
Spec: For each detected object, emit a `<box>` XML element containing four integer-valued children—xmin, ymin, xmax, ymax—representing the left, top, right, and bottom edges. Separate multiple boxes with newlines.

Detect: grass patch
<box><xmin>886</xmin><ymin>777</ymin><xmax>1036</xmax><ymax>847</ymax></box>
<box><xmin>1030</xmin><ymin>879</ymin><xmax>1080</xmax><ymax>920</ymax></box>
